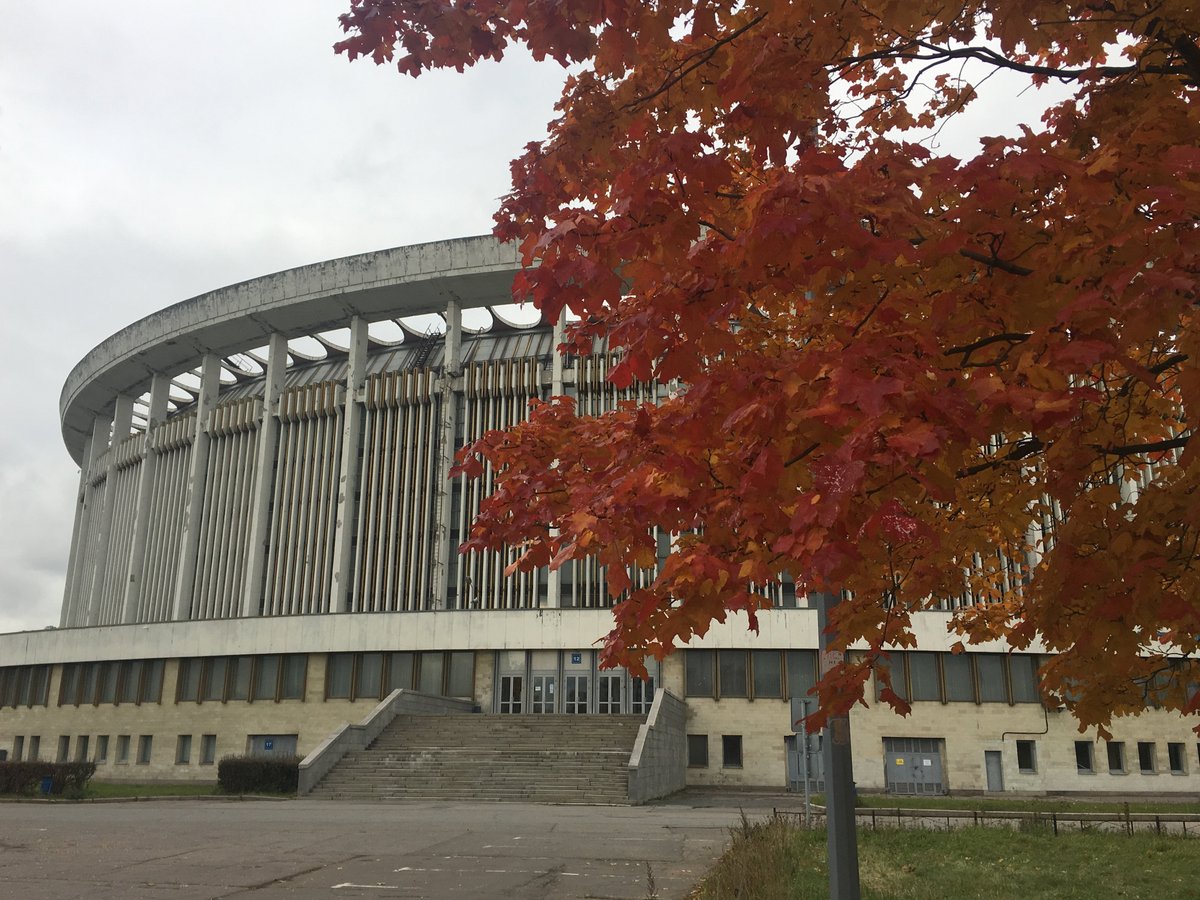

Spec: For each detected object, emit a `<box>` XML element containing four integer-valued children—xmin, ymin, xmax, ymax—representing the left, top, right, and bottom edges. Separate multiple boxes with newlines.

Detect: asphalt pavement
<box><xmin>0</xmin><ymin>793</ymin><xmax>795</xmax><ymax>899</ymax></box>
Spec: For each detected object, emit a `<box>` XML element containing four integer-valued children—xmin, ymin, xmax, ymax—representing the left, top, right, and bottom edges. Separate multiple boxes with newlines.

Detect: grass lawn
<box><xmin>693</xmin><ymin>815</ymin><xmax>1200</xmax><ymax>899</ymax></box>
<box><xmin>85</xmin><ymin>782</ymin><xmax>222</xmax><ymax>799</ymax></box>
<box><xmin>812</xmin><ymin>794</ymin><xmax>1200</xmax><ymax>815</ymax></box>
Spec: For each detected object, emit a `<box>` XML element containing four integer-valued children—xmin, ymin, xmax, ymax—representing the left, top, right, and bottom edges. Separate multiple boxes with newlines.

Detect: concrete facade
<box><xmin>3</xmin><ymin>235</ymin><xmax>1197</xmax><ymax>798</ymax></box>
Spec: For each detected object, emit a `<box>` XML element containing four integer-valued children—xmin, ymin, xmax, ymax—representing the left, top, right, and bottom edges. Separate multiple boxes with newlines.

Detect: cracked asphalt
<box><xmin>0</xmin><ymin>796</ymin><xmax>780</xmax><ymax>899</ymax></box>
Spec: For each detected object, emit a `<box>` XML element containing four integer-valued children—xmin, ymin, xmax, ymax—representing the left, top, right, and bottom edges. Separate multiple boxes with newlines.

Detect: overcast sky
<box><xmin>0</xmin><ymin>4</ymin><xmax>1064</xmax><ymax>635</ymax></box>
<box><xmin>0</xmin><ymin>1</ymin><xmax>565</xmax><ymax>634</ymax></box>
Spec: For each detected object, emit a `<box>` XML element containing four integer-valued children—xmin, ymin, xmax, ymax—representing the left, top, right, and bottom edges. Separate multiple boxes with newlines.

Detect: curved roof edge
<box><xmin>60</xmin><ymin>235</ymin><xmax>522</xmax><ymax>465</ymax></box>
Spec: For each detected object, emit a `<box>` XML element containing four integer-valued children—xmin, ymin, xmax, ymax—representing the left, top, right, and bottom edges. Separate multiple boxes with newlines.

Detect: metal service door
<box><xmin>985</xmin><ymin>750</ymin><xmax>1004</xmax><ymax>792</ymax></box>
<box><xmin>883</xmin><ymin>737</ymin><xmax>946</xmax><ymax>794</ymax></box>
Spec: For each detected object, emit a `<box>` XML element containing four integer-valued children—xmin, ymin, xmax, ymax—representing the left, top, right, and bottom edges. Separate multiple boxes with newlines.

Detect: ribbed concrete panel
<box><xmin>452</xmin><ymin>358</ymin><xmax>546</xmax><ymax>611</ymax></box>
<box><xmin>95</xmin><ymin>442</ymin><xmax>143</xmax><ymax>625</ymax></box>
<box><xmin>190</xmin><ymin>398</ymin><xmax>261</xmax><ymax>620</ymax></box>
<box><xmin>263</xmin><ymin>382</ymin><xmax>344</xmax><ymax>616</ymax></box>
<box><xmin>563</xmin><ymin>354</ymin><xmax>662</xmax><ymax>610</ymax></box>
<box><xmin>135</xmin><ymin>415</ymin><xmax>196</xmax><ymax>623</ymax></box>
<box><xmin>352</xmin><ymin>370</ymin><xmax>441</xmax><ymax>613</ymax></box>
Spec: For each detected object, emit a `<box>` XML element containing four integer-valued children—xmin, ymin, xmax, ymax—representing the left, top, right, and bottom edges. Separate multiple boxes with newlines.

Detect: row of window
<box><xmin>688</xmin><ymin>733</ymin><xmax>742</xmax><ymax>769</ymax></box>
<box><xmin>1075</xmin><ymin>740</ymin><xmax>1191</xmax><ymax>776</ymax></box>
<box><xmin>685</xmin><ymin>650</ymin><xmax>818</xmax><ymax>701</ymax></box>
<box><xmin>58</xmin><ymin>660</ymin><xmax>165</xmax><ymax>707</ymax></box>
<box><xmin>11</xmin><ymin>732</ymin><xmax>220</xmax><ymax>766</ymax></box>
<box><xmin>176</xmin><ymin>655</ymin><xmax>307</xmax><ymax>703</ymax></box>
<box><xmin>876</xmin><ymin>652</ymin><xmax>1041</xmax><ymax>705</ymax></box>
<box><xmin>681</xmin><ymin>735</ymin><xmax>1198</xmax><ymax>779</ymax></box>
<box><xmin>326</xmin><ymin>651</ymin><xmax>475</xmax><ymax>701</ymax></box>
<box><xmin>0</xmin><ymin>666</ymin><xmax>51</xmax><ymax>708</ymax></box>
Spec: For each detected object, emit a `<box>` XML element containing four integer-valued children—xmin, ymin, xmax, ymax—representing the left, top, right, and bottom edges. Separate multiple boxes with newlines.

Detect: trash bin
<box><xmin>39</xmin><ymin>775</ymin><xmax>54</xmax><ymax>796</ymax></box>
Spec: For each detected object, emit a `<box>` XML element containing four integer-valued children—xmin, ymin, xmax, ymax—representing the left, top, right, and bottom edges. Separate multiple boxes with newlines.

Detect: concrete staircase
<box><xmin>310</xmin><ymin>713</ymin><xmax>645</xmax><ymax>803</ymax></box>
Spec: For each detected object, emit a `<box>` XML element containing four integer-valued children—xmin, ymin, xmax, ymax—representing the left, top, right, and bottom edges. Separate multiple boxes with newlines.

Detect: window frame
<box><xmin>721</xmin><ymin>734</ymin><xmax>744</xmax><ymax>769</ymax></box>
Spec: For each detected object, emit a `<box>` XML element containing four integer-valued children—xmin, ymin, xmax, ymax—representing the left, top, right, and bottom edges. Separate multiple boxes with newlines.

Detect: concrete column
<box><xmin>121</xmin><ymin>375</ymin><xmax>171</xmax><ymax>623</ymax></box>
<box><xmin>86</xmin><ymin>396</ymin><xmax>135</xmax><ymax>626</ymax></box>
<box><xmin>241</xmin><ymin>335</ymin><xmax>288</xmax><ymax>617</ymax></box>
<box><xmin>330</xmin><ymin>318</ymin><xmax>368</xmax><ymax>612</ymax></box>
<box><xmin>431</xmin><ymin>300</ymin><xmax>462</xmax><ymax>608</ymax></box>
<box><xmin>171</xmin><ymin>356</ymin><xmax>221</xmax><ymax>621</ymax></box>
<box><xmin>60</xmin><ymin>433</ymin><xmax>94</xmax><ymax>629</ymax></box>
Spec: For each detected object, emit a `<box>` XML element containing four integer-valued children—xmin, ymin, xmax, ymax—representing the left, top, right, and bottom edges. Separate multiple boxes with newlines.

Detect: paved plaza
<box><xmin>0</xmin><ymin>795</ymin><xmax>788</xmax><ymax>899</ymax></box>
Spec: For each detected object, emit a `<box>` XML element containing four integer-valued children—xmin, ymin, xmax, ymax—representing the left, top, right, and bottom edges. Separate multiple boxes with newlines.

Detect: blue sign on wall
<box><xmin>264</xmin><ymin>739</ymin><xmax>274</xmax><ymax>751</ymax></box>
<box><xmin>571</xmin><ymin>653</ymin><xmax>582</xmax><ymax>665</ymax></box>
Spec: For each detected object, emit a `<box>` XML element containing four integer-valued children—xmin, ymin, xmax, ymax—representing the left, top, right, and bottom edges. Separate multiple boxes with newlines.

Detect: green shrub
<box><xmin>0</xmin><ymin>761</ymin><xmax>97</xmax><ymax>796</ymax></box>
<box><xmin>217</xmin><ymin>755</ymin><xmax>300</xmax><ymax>794</ymax></box>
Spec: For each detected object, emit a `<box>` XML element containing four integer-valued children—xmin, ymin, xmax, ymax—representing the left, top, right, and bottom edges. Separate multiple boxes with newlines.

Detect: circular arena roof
<box><xmin>59</xmin><ymin>235</ymin><xmax>523</xmax><ymax>465</ymax></box>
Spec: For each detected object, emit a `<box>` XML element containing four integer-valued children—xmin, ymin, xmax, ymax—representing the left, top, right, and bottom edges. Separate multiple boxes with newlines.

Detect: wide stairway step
<box><xmin>310</xmin><ymin>714</ymin><xmax>645</xmax><ymax>803</ymax></box>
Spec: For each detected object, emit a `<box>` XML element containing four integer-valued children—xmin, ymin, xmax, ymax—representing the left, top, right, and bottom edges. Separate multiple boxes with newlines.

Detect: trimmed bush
<box><xmin>217</xmin><ymin>755</ymin><xmax>300</xmax><ymax>794</ymax></box>
<box><xmin>0</xmin><ymin>761</ymin><xmax>97</xmax><ymax>797</ymax></box>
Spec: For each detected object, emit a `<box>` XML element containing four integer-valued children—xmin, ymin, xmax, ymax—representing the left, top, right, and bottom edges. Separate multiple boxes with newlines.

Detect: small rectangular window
<box><xmin>353</xmin><ymin>652</ymin><xmax>383</xmax><ymax>700</ymax></box>
<box><xmin>977</xmin><ymin>656</ymin><xmax>1008</xmax><ymax>703</ymax></box>
<box><xmin>1107</xmin><ymin>741</ymin><xmax>1126</xmax><ymax>774</ymax></box>
<box><xmin>908</xmin><ymin>653</ymin><xmax>941</xmax><ymax>702</ymax></box>
<box><xmin>136</xmin><ymin>735</ymin><xmax>153</xmax><ymax>765</ymax></box>
<box><xmin>254</xmin><ymin>655</ymin><xmax>281</xmax><ymax>702</ymax></box>
<box><xmin>280</xmin><ymin>655</ymin><xmax>306</xmax><ymax>700</ymax></box>
<box><xmin>418</xmin><ymin>651</ymin><xmax>445</xmax><ymax>695</ymax></box>
<box><xmin>80</xmin><ymin>663</ymin><xmax>98</xmax><ymax>706</ymax></box>
<box><xmin>175</xmin><ymin>735</ymin><xmax>192</xmax><ymax>765</ymax></box>
<box><xmin>722</xmin><ymin>734</ymin><xmax>743</xmax><ymax>768</ymax></box>
<box><xmin>785</xmin><ymin>650</ymin><xmax>817</xmax><ymax>700</ymax></box>
<box><xmin>1137</xmin><ymin>741</ymin><xmax>1156</xmax><ymax>774</ymax></box>
<box><xmin>58</xmin><ymin>663</ymin><xmax>79</xmax><ymax>706</ymax></box>
<box><xmin>326</xmin><ymin>653</ymin><xmax>353</xmax><ymax>699</ymax></box>
<box><xmin>943</xmin><ymin>654</ymin><xmax>975</xmax><ymax>702</ymax></box>
<box><xmin>687</xmin><ymin>734</ymin><xmax>709</xmax><ymax>768</ymax></box>
<box><xmin>203</xmin><ymin>657</ymin><xmax>228</xmax><ymax>702</ymax></box>
<box><xmin>99</xmin><ymin>663</ymin><xmax>118</xmax><ymax>704</ymax></box>
<box><xmin>56</xmin><ymin>735</ymin><xmax>70</xmax><ymax>762</ymax></box>
<box><xmin>229</xmin><ymin>658</ymin><xmax>252</xmax><ymax>701</ymax></box>
<box><xmin>751</xmin><ymin>651</ymin><xmax>782</xmax><ymax>699</ymax></box>
<box><xmin>718</xmin><ymin>651</ymin><xmax>748</xmax><ymax>699</ymax></box>
<box><xmin>1075</xmin><ymin>740</ymin><xmax>1094</xmax><ymax>773</ymax></box>
<box><xmin>28</xmin><ymin>735</ymin><xmax>40</xmax><ymax>761</ymax></box>
<box><xmin>119</xmin><ymin>660</ymin><xmax>142</xmax><ymax>704</ymax></box>
<box><xmin>95</xmin><ymin>735</ymin><xmax>109</xmax><ymax>763</ymax></box>
<box><xmin>876</xmin><ymin>653</ymin><xmax>908</xmax><ymax>701</ymax></box>
<box><xmin>1016</xmin><ymin>740</ymin><xmax>1037</xmax><ymax>773</ymax></box>
<box><xmin>12</xmin><ymin>735</ymin><xmax>23</xmax><ymax>761</ymax></box>
<box><xmin>386</xmin><ymin>652</ymin><xmax>414</xmax><ymax>692</ymax></box>
<box><xmin>115</xmin><ymin>735</ymin><xmax>130</xmax><ymax>764</ymax></box>
<box><xmin>447</xmin><ymin>652</ymin><xmax>475</xmax><ymax>698</ymax></box>
<box><xmin>200</xmin><ymin>734</ymin><xmax>217</xmax><ymax>766</ymax></box>
<box><xmin>1168</xmin><ymin>742</ymin><xmax>1185</xmax><ymax>774</ymax></box>
<box><xmin>141</xmin><ymin>660</ymin><xmax>164</xmax><ymax>703</ymax></box>
<box><xmin>176</xmin><ymin>659</ymin><xmax>200</xmax><ymax>702</ymax></box>
<box><xmin>1009</xmin><ymin>655</ymin><xmax>1039</xmax><ymax>703</ymax></box>
<box><xmin>75</xmin><ymin>735</ymin><xmax>90</xmax><ymax>762</ymax></box>
<box><xmin>685</xmin><ymin>650</ymin><xmax>715</xmax><ymax>698</ymax></box>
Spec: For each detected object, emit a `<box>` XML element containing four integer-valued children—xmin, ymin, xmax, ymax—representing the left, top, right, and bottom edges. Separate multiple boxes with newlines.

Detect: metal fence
<box><xmin>781</xmin><ymin>804</ymin><xmax>1200</xmax><ymax>836</ymax></box>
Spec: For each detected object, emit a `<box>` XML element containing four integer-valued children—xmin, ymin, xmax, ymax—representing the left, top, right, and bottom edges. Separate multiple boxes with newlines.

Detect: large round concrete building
<box><xmin>1</xmin><ymin>235</ymin><xmax>1196</xmax><ymax>800</ymax></box>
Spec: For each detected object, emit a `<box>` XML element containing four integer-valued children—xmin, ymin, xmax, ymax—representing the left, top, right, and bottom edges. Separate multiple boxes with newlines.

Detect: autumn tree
<box><xmin>336</xmin><ymin>1</ymin><xmax>1200</xmax><ymax>734</ymax></box>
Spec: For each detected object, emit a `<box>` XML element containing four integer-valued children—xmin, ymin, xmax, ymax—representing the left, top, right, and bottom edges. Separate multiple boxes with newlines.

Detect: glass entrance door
<box><xmin>499</xmin><ymin>675</ymin><xmax>523</xmax><ymax>713</ymax></box>
<box><xmin>530</xmin><ymin>674</ymin><xmax>556</xmax><ymax>713</ymax></box>
<box><xmin>563</xmin><ymin>674</ymin><xmax>589</xmax><ymax>714</ymax></box>
<box><xmin>597</xmin><ymin>673</ymin><xmax>623</xmax><ymax>713</ymax></box>
<box><xmin>629</xmin><ymin>675</ymin><xmax>656</xmax><ymax>714</ymax></box>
